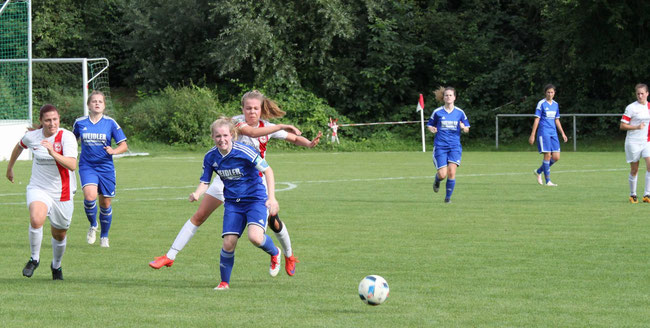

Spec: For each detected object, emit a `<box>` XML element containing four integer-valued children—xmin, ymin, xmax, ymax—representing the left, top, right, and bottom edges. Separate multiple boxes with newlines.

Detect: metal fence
<box><xmin>495</xmin><ymin>113</ymin><xmax>622</xmax><ymax>151</ymax></box>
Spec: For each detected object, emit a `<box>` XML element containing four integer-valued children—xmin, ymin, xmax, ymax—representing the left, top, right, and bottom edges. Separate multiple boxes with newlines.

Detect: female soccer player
<box><xmin>150</xmin><ymin>91</ymin><xmax>319</xmax><ymax>277</ymax></box>
<box><xmin>619</xmin><ymin>83</ymin><xmax>650</xmax><ymax>203</ymax></box>
<box><xmin>212</xmin><ymin>118</ymin><xmax>281</xmax><ymax>289</ymax></box>
<box><xmin>73</xmin><ymin>91</ymin><xmax>128</xmax><ymax>247</ymax></box>
<box><xmin>5</xmin><ymin>104</ymin><xmax>77</xmax><ymax>280</ymax></box>
<box><xmin>427</xmin><ymin>87</ymin><xmax>470</xmax><ymax>203</ymax></box>
<box><xmin>529</xmin><ymin>84</ymin><xmax>568</xmax><ymax>187</ymax></box>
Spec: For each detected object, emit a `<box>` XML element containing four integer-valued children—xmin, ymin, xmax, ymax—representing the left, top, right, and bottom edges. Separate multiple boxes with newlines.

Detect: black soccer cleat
<box><xmin>444</xmin><ymin>198</ymin><xmax>451</xmax><ymax>203</ymax></box>
<box><xmin>22</xmin><ymin>257</ymin><xmax>39</xmax><ymax>278</ymax></box>
<box><xmin>433</xmin><ymin>180</ymin><xmax>440</xmax><ymax>193</ymax></box>
<box><xmin>51</xmin><ymin>264</ymin><xmax>63</xmax><ymax>280</ymax></box>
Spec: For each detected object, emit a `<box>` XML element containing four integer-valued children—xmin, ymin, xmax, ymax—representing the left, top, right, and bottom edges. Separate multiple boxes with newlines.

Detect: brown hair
<box><xmin>635</xmin><ymin>83</ymin><xmax>648</xmax><ymax>93</ymax></box>
<box><xmin>87</xmin><ymin>90</ymin><xmax>105</xmax><ymax>105</ymax></box>
<box><xmin>241</xmin><ymin>90</ymin><xmax>286</xmax><ymax>119</ymax></box>
<box><xmin>434</xmin><ymin>86</ymin><xmax>456</xmax><ymax>103</ymax></box>
<box><xmin>210</xmin><ymin>116</ymin><xmax>238</xmax><ymax>140</ymax></box>
<box><xmin>32</xmin><ymin>104</ymin><xmax>59</xmax><ymax>129</ymax></box>
<box><xmin>544</xmin><ymin>84</ymin><xmax>556</xmax><ymax>93</ymax></box>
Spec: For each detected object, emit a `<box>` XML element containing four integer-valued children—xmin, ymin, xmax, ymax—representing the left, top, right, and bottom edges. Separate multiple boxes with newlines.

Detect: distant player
<box><xmin>427</xmin><ymin>86</ymin><xmax>470</xmax><ymax>203</ymax></box>
<box><xmin>328</xmin><ymin>117</ymin><xmax>340</xmax><ymax>144</ymax></box>
<box><xmin>619</xmin><ymin>83</ymin><xmax>650</xmax><ymax>203</ymax></box>
<box><xmin>529</xmin><ymin>84</ymin><xmax>568</xmax><ymax>187</ymax></box>
<box><xmin>73</xmin><ymin>91</ymin><xmax>128</xmax><ymax>247</ymax></box>
<box><xmin>5</xmin><ymin>104</ymin><xmax>77</xmax><ymax>280</ymax></box>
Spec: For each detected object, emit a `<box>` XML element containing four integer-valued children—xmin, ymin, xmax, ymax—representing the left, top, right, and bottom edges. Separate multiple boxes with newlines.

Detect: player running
<box><xmin>149</xmin><ymin>90</ymin><xmax>320</xmax><ymax>276</ymax></box>
<box><xmin>5</xmin><ymin>104</ymin><xmax>78</xmax><ymax>280</ymax></box>
<box><xmin>427</xmin><ymin>86</ymin><xmax>470</xmax><ymax>203</ymax></box>
<box><xmin>73</xmin><ymin>91</ymin><xmax>128</xmax><ymax>247</ymax></box>
<box><xmin>529</xmin><ymin>84</ymin><xmax>568</xmax><ymax>187</ymax></box>
<box><xmin>620</xmin><ymin>83</ymin><xmax>650</xmax><ymax>203</ymax></box>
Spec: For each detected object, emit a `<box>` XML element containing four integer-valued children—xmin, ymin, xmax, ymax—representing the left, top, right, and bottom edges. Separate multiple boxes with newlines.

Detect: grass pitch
<box><xmin>1</xmin><ymin>150</ymin><xmax>648</xmax><ymax>327</ymax></box>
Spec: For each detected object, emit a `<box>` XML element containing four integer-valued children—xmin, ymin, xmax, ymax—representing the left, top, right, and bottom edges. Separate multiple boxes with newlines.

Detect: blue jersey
<box><xmin>427</xmin><ymin>106</ymin><xmax>470</xmax><ymax>148</ymax></box>
<box><xmin>534</xmin><ymin>99</ymin><xmax>560</xmax><ymax>137</ymax></box>
<box><xmin>200</xmin><ymin>142</ymin><xmax>268</xmax><ymax>201</ymax></box>
<box><xmin>73</xmin><ymin>115</ymin><xmax>127</xmax><ymax>169</ymax></box>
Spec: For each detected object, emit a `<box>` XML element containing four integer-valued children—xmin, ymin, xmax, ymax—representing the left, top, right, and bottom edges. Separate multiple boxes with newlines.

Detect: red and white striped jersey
<box><xmin>20</xmin><ymin>128</ymin><xmax>77</xmax><ymax>201</ymax></box>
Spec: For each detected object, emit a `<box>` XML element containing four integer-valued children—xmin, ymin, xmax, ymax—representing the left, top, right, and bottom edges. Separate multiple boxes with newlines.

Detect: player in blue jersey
<box><xmin>203</xmin><ymin>117</ymin><xmax>281</xmax><ymax>290</ymax></box>
<box><xmin>427</xmin><ymin>87</ymin><xmax>470</xmax><ymax>203</ymax></box>
<box><xmin>528</xmin><ymin>84</ymin><xmax>568</xmax><ymax>187</ymax></box>
<box><xmin>73</xmin><ymin>91</ymin><xmax>128</xmax><ymax>248</ymax></box>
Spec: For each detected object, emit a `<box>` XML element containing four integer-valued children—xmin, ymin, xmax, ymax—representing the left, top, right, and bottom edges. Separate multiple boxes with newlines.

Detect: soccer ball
<box><xmin>358</xmin><ymin>275</ymin><xmax>389</xmax><ymax>305</ymax></box>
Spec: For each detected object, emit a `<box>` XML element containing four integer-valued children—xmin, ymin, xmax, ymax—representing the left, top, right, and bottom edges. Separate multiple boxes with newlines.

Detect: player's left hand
<box><xmin>41</xmin><ymin>140</ymin><xmax>53</xmax><ymax>152</ymax></box>
<box><xmin>266</xmin><ymin>198</ymin><xmax>279</xmax><ymax>216</ymax></box>
<box><xmin>310</xmin><ymin>131</ymin><xmax>323</xmax><ymax>148</ymax></box>
<box><xmin>562</xmin><ymin>134</ymin><xmax>568</xmax><ymax>143</ymax></box>
<box><xmin>104</xmin><ymin>146</ymin><xmax>116</xmax><ymax>155</ymax></box>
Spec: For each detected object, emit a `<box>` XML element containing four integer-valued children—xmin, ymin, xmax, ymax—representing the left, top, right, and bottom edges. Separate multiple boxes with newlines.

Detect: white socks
<box><xmin>645</xmin><ymin>171</ymin><xmax>650</xmax><ymax>196</ymax></box>
<box><xmin>274</xmin><ymin>225</ymin><xmax>292</xmax><ymax>258</ymax></box>
<box><xmin>51</xmin><ymin>237</ymin><xmax>67</xmax><ymax>269</ymax></box>
<box><xmin>167</xmin><ymin>219</ymin><xmax>199</xmax><ymax>260</ymax></box>
<box><xmin>629</xmin><ymin>174</ymin><xmax>638</xmax><ymax>196</ymax></box>
<box><xmin>29</xmin><ymin>226</ymin><xmax>43</xmax><ymax>262</ymax></box>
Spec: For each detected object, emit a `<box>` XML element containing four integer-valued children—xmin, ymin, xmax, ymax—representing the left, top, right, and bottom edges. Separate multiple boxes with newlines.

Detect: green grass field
<box><xmin>1</xmin><ymin>150</ymin><xmax>649</xmax><ymax>327</ymax></box>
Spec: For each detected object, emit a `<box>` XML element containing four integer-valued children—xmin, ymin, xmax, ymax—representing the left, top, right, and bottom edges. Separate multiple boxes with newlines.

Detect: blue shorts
<box><xmin>222</xmin><ymin>200</ymin><xmax>268</xmax><ymax>237</ymax></box>
<box><xmin>79</xmin><ymin>166</ymin><xmax>116</xmax><ymax>197</ymax></box>
<box><xmin>432</xmin><ymin>146</ymin><xmax>462</xmax><ymax>169</ymax></box>
<box><xmin>537</xmin><ymin>135</ymin><xmax>560</xmax><ymax>153</ymax></box>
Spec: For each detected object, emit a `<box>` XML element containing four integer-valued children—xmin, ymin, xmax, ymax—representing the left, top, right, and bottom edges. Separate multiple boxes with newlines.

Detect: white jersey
<box><xmin>19</xmin><ymin>128</ymin><xmax>77</xmax><ymax>201</ymax></box>
<box><xmin>621</xmin><ymin>101</ymin><xmax>650</xmax><ymax>144</ymax></box>
<box><xmin>232</xmin><ymin>114</ymin><xmax>288</xmax><ymax>158</ymax></box>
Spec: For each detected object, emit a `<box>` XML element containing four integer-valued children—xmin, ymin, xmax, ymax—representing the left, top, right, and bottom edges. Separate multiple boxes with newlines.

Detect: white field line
<box><xmin>0</xmin><ymin>168</ymin><xmax>627</xmax><ymax>205</ymax></box>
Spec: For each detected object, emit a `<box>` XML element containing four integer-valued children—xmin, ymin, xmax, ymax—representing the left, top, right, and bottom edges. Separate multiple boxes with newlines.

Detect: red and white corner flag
<box><xmin>416</xmin><ymin>93</ymin><xmax>424</xmax><ymax>112</ymax></box>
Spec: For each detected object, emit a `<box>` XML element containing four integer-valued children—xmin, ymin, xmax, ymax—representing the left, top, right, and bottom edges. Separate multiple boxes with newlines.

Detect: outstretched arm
<box><xmin>285</xmin><ymin>131</ymin><xmax>322</xmax><ymax>148</ymax></box>
<box><xmin>239</xmin><ymin>124</ymin><xmax>302</xmax><ymax>138</ymax></box>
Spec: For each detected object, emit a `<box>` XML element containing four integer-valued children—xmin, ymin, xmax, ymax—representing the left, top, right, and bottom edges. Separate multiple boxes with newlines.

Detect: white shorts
<box><xmin>205</xmin><ymin>178</ymin><xmax>225</xmax><ymax>201</ymax></box>
<box><xmin>26</xmin><ymin>187</ymin><xmax>74</xmax><ymax>230</ymax></box>
<box><xmin>625</xmin><ymin>142</ymin><xmax>650</xmax><ymax>163</ymax></box>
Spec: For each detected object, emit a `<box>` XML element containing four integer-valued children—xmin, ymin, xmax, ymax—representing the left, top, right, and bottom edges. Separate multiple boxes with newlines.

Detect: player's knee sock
<box><xmin>435</xmin><ymin>174</ymin><xmax>442</xmax><ymax>184</ymax></box>
<box><xmin>167</xmin><ymin>219</ymin><xmax>199</xmax><ymax>260</ymax></box>
<box><xmin>629</xmin><ymin>174</ymin><xmax>638</xmax><ymax>196</ymax></box>
<box><xmin>274</xmin><ymin>224</ymin><xmax>293</xmax><ymax>258</ymax></box>
<box><xmin>99</xmin><ymin>206</ymin><xmax>112</xmax><ymax>238</ymax></box>
<box><xmin>51</xmin><ymin>237</ymin><xmax>66</xmax><ymax>269</ymax></box>
<box><xmin>644</xmin><ymin>171</ymin><xmax>650</xmax><ymax>196</ymax></box>
<box><xmin>445</xmin><ymin>179</ymin><xmax>456</xmax><ymax>200</ymax></box>
<box><xmin>219</xmin><ymin>249</ymin><xmax>235</xmax><ymax>284</ymax></box>
<box><xmin>257</xmin><ymin>235</ymin><xmax>279</xmax><ymax>256</ymax></box>
<box><xmin>549</xmin><ymin>159</ymin><xmax>556</xmax><ymax>167</ymax></box>
<box><xmin>84</xmin><ymin>199</ymin><xmax>98</xmax><ymax>227</ymax></box>
<box><xmin>542</xmin><ymin>160</ymin><xmax>551</xmax><ymax>183</ymax></box>
<box><xmin>29</xmin><ymin>226</ymin><xmax>43</xmax><ymax>262</ymax></box>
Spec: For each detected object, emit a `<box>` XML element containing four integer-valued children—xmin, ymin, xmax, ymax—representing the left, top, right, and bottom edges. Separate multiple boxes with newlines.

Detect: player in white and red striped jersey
<box><xmin>149</xmin><ymin>90</ymin><xmax>321</xmax><ymax>277</ymax></box>
<box><xmin>620</xmin><ymin>83</ymin><xmax>650</xmax><ymax>203</ymax></box>
<box><xmin>5</xmin><ymin>104</ymin><xmax>77</xmax><ymax>280</ymax></box>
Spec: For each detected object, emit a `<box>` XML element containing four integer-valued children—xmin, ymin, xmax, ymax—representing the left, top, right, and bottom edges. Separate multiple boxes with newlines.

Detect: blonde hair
<box><xmin>433</xmin><ymin>86</ymin><xmax>456</xmax><ymax>103</ymax></box>
<box><xmin>210</xmin><ymin>116</ymin><xmax>238</xmax><ymax>140</ymax></box>
<box><xmin>87</xmin><ymin>90</ymin><xmax>105</xmax><ymax>105</ymax></box>
<box><xmin>241</xmin><ymin>90</ymin><xmax>286</xmax><ymax>119</ymax></box>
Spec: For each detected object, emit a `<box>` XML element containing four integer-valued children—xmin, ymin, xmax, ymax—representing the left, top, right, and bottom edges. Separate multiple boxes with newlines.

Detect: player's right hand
<box><xmin>6</xmin><ymin>169</ymin><xmax>14</xmax><ymax>183</ymax></box>
<box><xmin>528</xmin><ymin>135</ymin><xmax>535</xmax><ymax>145</ymax></box>
<box><xmin>283</xmin><ymin>124</ymin><xmax>302</xmax><ymax>136</ymax></box>
<box><xmin>188</xmin><ymin>192</ymin><xmax>200</xmax><ymax>202</ymax></box>
<box><xmin>639</xmin><ymin>123</ymin><xmax>646</xmax><ymax>130</ymax></box>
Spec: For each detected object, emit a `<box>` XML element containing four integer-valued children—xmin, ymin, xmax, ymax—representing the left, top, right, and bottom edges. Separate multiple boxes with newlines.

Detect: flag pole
<box><xmin>418</xmin><ymin>94</ymin><xmax>426</xmax><ymax>152</ymax></box>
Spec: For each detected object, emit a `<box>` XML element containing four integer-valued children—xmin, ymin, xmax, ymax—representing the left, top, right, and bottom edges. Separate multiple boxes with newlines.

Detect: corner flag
<box><xmin>416</xmin><ymin>93</ymin><xmax>424</xmax><ymax>112</ymax></box>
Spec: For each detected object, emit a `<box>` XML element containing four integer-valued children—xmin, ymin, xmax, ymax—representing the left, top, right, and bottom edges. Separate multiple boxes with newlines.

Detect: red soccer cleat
<box><xmin>214</xmin><ymin>282</ymin><xmax>229</xmax><ymax>290</ymax></box>
<box><xmin>149</xmin><ymin>255</ymin><xmax>174</xmax><ymax>269</ymax></box>
<box><xmin>284</xmin><ymin>255</ymin><xmax>299</xmax><ymax>276</ymax></box>
<box><xmin>269</xmin><ymin>248</ymin><xmax>281</xmax><ymax>277</ymax></box>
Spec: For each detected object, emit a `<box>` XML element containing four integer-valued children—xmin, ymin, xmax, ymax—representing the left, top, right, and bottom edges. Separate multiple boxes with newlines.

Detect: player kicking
<box><xmin>620</xmin><ymin>83</ymin><xmax>650</xmax><ymax>203</ymax></box>
<box><xmin>529</xmin><ymin>84</ymin><xmax>568</xmax><ymax>187</ymax></box>
<box><xmin>427</xmin><ymin>87</ymin><xmax>470</xmax><ymax>203</ymax></box>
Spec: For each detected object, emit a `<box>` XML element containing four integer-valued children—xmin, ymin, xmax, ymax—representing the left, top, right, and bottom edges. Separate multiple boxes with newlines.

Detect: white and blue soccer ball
<box><xmin>358</xmin><ymin>275</ymin><xmax>389</xmax><ymax>305</ymax></box>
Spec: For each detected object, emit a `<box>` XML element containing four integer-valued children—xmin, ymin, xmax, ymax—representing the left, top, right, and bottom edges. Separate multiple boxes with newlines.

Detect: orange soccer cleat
<box><xmin>149</xmin><ymin>255</ymin><xmax>174</xmax><ymax>269</ymax></box>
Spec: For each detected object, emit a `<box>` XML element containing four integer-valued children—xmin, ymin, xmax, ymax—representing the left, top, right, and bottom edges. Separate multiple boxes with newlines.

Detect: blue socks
<box><xmin>542</xmin><ymin>160</ymin><xmax>551</xmax><ymax>183</ymax></box>
<box><xmin>258</xmin><ymin>235</ymin><xmax>279</xmax><ymax>256</ymax></box>
<box><xmin>99</xmin><ymin>206</ymin><xmax>112</xmax><ymax>238</ymax></box>
<box><xmin>84</xmin><ymin>199</ymin><xmax>97</xmax><ymax>227</ymax></box>
<box><xmin>445</xmin><ymin>179</ymin><xmax>456</xmax><ymax>200</ymax></box>
<box><xmin>219</xmin><ymin>249</ymin><xmax>235</xmax><ymax>284</ymax></box>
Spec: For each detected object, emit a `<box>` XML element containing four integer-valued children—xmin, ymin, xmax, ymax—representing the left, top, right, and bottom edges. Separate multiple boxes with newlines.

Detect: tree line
<box><xmin>31</xmin><ymin>0</ymin><xmax>650</xmax><ymax>141</ymax></box>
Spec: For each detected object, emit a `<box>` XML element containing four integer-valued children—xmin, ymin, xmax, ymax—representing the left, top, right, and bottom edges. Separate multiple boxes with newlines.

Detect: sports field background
<box><xmin>1</xmin><ymin>151</ymin><xmax>649</xmax><ymax>327</ymax></box>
